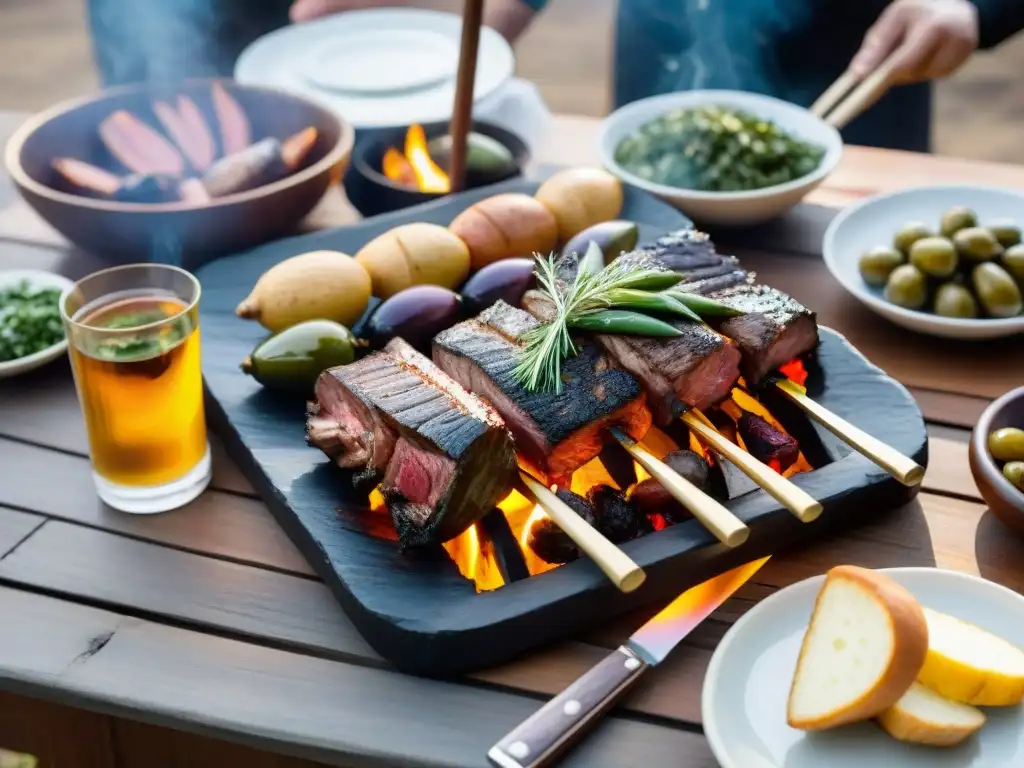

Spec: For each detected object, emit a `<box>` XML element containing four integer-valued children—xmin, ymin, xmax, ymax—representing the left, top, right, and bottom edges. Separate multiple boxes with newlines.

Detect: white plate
<box><xmin>703</xmin><ymin>568</ymin><xmax>1024</xmax><ymax>768</ymax></box>
<box><xmin>598</xmin><ymin>90</ymin><xmax>844</xmax><ymax>226</ymax></box>
<box><xmin>235</xmin><ymin>9</ymin><xmax>515</xmax><ymax>129</ymax></box>
<box><xmin>0</xmin><ymin>269</ymin><xmax>73</xmax><ymax>379</ymax></box>
<box><xmin>823</xmin><ymin>185</ymin><xmax>1024</xmax><ymax>340</ymax></box>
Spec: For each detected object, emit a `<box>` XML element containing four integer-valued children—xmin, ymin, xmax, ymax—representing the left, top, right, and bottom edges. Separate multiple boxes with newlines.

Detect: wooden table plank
<box><xmin>0</xmin><ymin>586</ymin><xmax>715</xmax><ymax>768</ymax></box>
<box><xmin>0</xmin><ymin>438</ymin><xmax>307</xmax><ymax>575</ymax></box>
<box><xmin>0</xmin><ymin>507</ymin><xmax>44</xmax><ymax>559</ymax></box>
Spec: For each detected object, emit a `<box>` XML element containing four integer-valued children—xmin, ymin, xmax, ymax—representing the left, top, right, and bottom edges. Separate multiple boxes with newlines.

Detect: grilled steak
<box><xmin>642</xmin><ymin>228</ymin><xmax>752</xmax><ymax>293</ymax></box>
<box><xmin>432</xmin><ymin>301</ymin><xmax>651</xmax><ymax>483</ymax></box>
<box><xmin>521</xmin><ymin>280</ymin><xmax>740</xmax><ymax>425</ymax></box>
<box><xmin>710</xmin><ymin>284</ymin><xmax>819</xmax><ymax>385</ymax></box>
<box><xmin>307</xmin><ymin>338</ymin><xmax>516</xmax><ymax>548</ymax></box>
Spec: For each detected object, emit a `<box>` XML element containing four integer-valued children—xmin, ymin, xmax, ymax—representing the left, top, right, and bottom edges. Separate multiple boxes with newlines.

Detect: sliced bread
<box><xmin>877</xmin><ymin>682</ymin><xmax>985</xmax><ymax>747</ymax></box>
<box><xmin>787</xmin><ymin>565</ymin><xmax>929</xmax><ymax>730</ymax></box>
<box><xmin>917</xmin><ymin>607</ymin><xmax>1024</xmax><ymax>706</ymax></box>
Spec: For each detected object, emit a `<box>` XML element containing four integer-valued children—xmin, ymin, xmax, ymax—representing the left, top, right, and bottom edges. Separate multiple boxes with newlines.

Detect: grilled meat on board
<box><xmin>639</xmin><ymin>227</ymin><xmax>820</xmax><ymax>386</ymax></box>
<box><xmin>306</xmin><ymin>337</ymin><xmax>516</xmax><ymax>548</ymax></box>
<box><xmin>432</xmin><ymin>301</ymin><xmax>652</xmax><ymax>484</ymax></box>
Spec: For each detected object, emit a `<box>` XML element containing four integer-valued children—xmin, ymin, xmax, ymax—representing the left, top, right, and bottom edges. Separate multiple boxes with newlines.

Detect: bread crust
<box><xmin>787</xmin><ymin>565</ymin><xmax>929</xmax><ymax>730</ymax></box>
<box><xmin>877</xmin><ymin>684</ymin><xmax>985</xmax><ymax>747</ymax></box>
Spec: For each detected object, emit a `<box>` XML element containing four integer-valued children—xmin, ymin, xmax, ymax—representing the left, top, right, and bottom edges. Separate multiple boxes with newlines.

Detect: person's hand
<box><xmin>851</xmin><ymin>0</ymin><xmax>979</xmax><ymax>84</ymax></box>
<box><xmin>290</xmin><ymin>0</ymin><xmax>399</xmax><ymax>24</ymax></box>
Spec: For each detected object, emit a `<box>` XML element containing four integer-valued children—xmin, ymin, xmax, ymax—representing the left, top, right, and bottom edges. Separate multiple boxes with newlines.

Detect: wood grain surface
<box><xmin>0</xmin><ymin>110</ymin><xmax>1018</xmax><ymax>767</ymax></box>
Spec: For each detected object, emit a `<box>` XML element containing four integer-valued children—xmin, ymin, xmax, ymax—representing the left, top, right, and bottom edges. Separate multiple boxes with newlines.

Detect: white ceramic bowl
<box><xmin>823</xmin><ymin>185</ymin><xmax>1024</xmax><ymax>340</ymax></box>
<box><xmin>0</xmin><ymin>269</ymin><xmax>73</xmax><ymax>379</ymax></box>
<box><xmin>598</xmin><ymin>90</ymin><xmax>843</xmax><ymax>226</ymax></box>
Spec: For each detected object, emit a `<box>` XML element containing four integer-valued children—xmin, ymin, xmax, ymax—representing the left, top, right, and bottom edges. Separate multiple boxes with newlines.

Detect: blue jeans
<box><xmin>86</xmin><ymin>0</ymin><xmax>290</xmax><ymax>85</ymax></box>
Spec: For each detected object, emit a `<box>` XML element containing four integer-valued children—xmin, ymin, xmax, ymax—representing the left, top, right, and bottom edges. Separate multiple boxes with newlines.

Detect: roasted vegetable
<box><xmin>355</xmin><ymin>222</ymin><xmax>470</xmax><ymax>298</ymax></box>
<box><xmin>366</xmin><ymin>285</ymin><xmax>464</xmax><ymax>353</ymax></box>
<box><xmin>153</xmin><ymin>97</ymin><xmax>216</xmax><ymax>172</ymax></box>
<box><xmin>236</xmin><ymin>250</ymin><xmax>372</xmax><ymax>332</ymax></box>
<box><xmin>448</xmin><ymin>193</ymin><xmax>558</xmax><ymax>270</ymax></box>
<box><xmin>612</xmin><ymin>106</ymin><xmax>825</xmax><ymax>192</ymax></box>
<box><xmin>211</xmin><ymin>81</ymin><xmax>251</xmax><ymax>155</ymax></box>
<box><xmin>460</xmin><ymin>258</ymin><xmax>536</xmax><ymax>315</ymax></box>
<box><xmin>241</xmin><ymin>320</ymin><xmax>357</xmax><ymax>394</ymax></box>
<box><xmin>99</xmin><ymin>109</ymin><xmax>184</xmax><ymax>177</ymax></box>
<box><xmin>52</xmin><ymin>157</ymin><xmax>121</xmax><ymax>197</ymax></box>
<box><xmin>535</xmin><ymin>167</ymin><xmax>624</xmax><ymax>242</ymax></box>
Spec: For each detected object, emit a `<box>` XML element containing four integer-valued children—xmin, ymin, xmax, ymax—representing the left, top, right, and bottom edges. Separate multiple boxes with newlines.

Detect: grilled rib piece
<box><xmin>709</xmin><ymin>284</ymin><xmax>819</xmax><ymax>385</ymax></box>
<box><xmin>432</xmin><ymin>301</ymin><xmax>651</xmax><ymax>483</ymax></box>
<box><xmin>527</xmin><ymin>251</ymin><xmax>742</xmax><ymax>425</ymax></box>
<box><xmin>307</xmin><ymin>338</ymin><xmax>516</xmax><ymax>548</ymax></box>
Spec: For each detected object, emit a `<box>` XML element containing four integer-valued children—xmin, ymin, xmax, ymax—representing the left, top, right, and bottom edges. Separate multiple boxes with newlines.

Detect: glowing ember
<box><xmin>381</xmin><ymin>124</ymin><xmax>451</xmax><ymax>193</ymax></box>
<box><xmin>779</xmin><ymin>358</ymin><xmax>809</xmax><ymax>388</ymax></box>
<box><xmin>442</xmin><ymin>522</ymin><xmax>505</xmax><ymax>592</ymax></box>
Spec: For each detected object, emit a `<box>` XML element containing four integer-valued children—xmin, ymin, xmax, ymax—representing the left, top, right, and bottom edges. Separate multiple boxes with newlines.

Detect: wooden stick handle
<box><xmin>609</xmin><ymin>431</ymin><xmax>749</xmax><ymax>548</ymax></box>
<box><xmin>448</xmin><ymin>0</ymin><xmax>484</xmax><ymax>192</ymax></box>
<box><xmin>810</xmin><ymin>70</ymin><xmax>859</xmax><ymax>119</ymax></box>
<box><xmin>823</xmin><ymin>53</ymin><xmax>900</xmax><ymax>130</ymax></box>
<box><xmin>774</xmin><ymin>380</ymin><xmax>924</xmax><ymax>487</ymax></box>
<box><xmin>682</xmin><ymin>411</ymin><xmax>823</xmax><ymax>523</ymax></box>
<box><xmin>517</xmin><ymin>473</ymin><xmax>646</xmax><ymax>593</ymax></box>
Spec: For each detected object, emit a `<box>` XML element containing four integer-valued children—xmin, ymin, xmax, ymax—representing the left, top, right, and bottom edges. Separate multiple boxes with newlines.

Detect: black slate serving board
<box><xmin>196</xmin><ymin>178</ymin><xmax>928</xmax><ymax>677</ymax></box>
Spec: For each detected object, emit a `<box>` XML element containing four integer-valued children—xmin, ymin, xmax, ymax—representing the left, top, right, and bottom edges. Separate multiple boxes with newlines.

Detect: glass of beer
<box><xmin>60</xmin><ymin>264</ymin><xmax>211</xmax><ymax>513</ymax></box>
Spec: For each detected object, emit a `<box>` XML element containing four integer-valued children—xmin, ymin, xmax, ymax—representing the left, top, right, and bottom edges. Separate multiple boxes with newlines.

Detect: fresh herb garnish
<box><xmin>0</xmin><ymin>280</ymin><xmax>64</xmax><ymax>362</ymax></box>
<box><xmin>513</xmin><ymin>255</ymin><xmax>687</xmax><ymax>394</ymax></box>
<box><xmin>614</xmin><ymin>106</ymin><xmax>826</xmax><ymax>192</ymax></box>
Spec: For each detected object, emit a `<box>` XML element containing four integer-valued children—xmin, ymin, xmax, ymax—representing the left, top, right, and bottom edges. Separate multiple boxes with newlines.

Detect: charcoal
<box><xmin>589</xmin><ymin>486</ymin><xmax>652</xmax><ymax>543</ymax></box>
<box><xmin>526</xmin><ymin>489</ymin><xmax>597</xmax><ymax>565</ymax></box>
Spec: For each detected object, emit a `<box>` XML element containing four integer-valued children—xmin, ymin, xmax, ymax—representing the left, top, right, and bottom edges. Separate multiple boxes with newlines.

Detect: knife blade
<box><xmin>487</xmin><ymin>556</ymin><xmax>771</xmax><ymax>768</ymax></box>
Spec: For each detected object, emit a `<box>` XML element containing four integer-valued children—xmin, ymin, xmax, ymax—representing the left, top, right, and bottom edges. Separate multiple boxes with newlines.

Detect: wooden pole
<box><xmin>448</xmin><ymin>0</ymin><xmax>484</xmax><ymax>193</ymax></box>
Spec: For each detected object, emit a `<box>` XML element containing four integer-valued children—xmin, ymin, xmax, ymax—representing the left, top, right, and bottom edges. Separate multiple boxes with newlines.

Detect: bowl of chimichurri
<box><xmin>0</xmin><ymin>269</ymin><xmax>74</xmax><ymax>379</ymax></box>
<box><xmin>598</xmin><ymin>90</ymin><xmax>843</xmax><ymax>226</ymax></box>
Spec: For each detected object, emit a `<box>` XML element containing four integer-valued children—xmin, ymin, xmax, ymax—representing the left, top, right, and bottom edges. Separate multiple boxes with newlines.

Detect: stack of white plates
<box><xmin>235</xmin><ymin>8</ymin><xmax>516</xmax><ymax>130</ymax></box>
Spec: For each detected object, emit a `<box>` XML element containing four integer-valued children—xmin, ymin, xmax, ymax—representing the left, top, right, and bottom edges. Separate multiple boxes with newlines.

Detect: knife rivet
<box><xmin>563</xmin><ymin>699</ymin><xmax>582</xmax><ymax>716</ymax></box>
<box><xmin>509</xmin><ymin>741</ymin><xmax>530</xmax><ymax>759</ymax></box>
<box><xmin>624</xmin><ymin>657</ymin><xmax>641</xmax><ymax>671</ymax></box>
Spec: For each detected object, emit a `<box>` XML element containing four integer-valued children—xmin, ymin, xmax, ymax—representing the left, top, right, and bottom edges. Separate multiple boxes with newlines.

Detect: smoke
<box><xmin>636</xmin><ymin>0</ymin><xmax>808</xmax><ymax>98</ymax></box>
<box><xmin>149</xmin><ymin>229</ymin><xmax>184</xmax><ymax>268</ymax></box>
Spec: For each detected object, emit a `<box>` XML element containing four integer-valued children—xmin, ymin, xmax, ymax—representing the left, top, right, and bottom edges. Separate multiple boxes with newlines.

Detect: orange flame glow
<box><xmin>380</xmin><ymin>124</ymin><xmax>451</xmax><ymax>193</ymax></box>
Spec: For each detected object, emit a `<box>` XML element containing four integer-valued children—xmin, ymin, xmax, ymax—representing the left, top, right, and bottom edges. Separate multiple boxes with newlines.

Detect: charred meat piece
<box><xmin>527</xmin><ymin>489</ymin><xmax>598</xmax><ymax>565</ymax></box>
<box><xmin>738</xmin><ymin>411</ymin><xmax>800</xmax><ymax>470</ymax></box>
<box><xmin>589</xmin><ymin>486</ymin><xmax>652</xmax><ymax>543</ymax></box>
<box><xmin>710</xmin><ymin>284</ymin><xmax>819</xmax><ymax>385</ymax></box>
<box><xmin>433</xmin><ymin>301</ymin><xmax>651</xmax><ymax>483</ymax></box>
<box><xmin>202</xmin><ymin>137</ymin><xmax>286</xmax><ymax>197</ymax></box>
<box><xmin>521</xmin><ymin>286</ymin><xmax>740</xmax><ymax>425</ymax></box>
<box><xmin>307</xmin><ymin>338</ymin><xmax>516</xmax><ymax>547</ymax></box>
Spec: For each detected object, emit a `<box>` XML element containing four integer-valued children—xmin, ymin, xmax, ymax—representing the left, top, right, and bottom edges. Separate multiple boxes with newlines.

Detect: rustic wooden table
<box><xmin>1</xmin><ymin>110</ymin><xmax>1023</xmax><ymax>768</ymax></box>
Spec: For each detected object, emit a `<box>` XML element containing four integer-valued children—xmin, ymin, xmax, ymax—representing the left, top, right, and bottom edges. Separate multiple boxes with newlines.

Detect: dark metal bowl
<box><xmin>4</xmin><ymin>77</ymin><xmax>355</xmax><ymax>270</ymax></box>
<box><xmin>343</xmin><ymin>120</ymin><xmax>529</xmax><ymax>218</ymax></box>
<box><xmin>970</xmin><ymin>385</ymin><xmax>1024</xmax><ymax>534</ymax></box>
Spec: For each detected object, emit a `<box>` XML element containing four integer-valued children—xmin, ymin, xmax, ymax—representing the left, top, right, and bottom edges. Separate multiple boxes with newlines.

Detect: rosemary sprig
<box><xmin>513</xmin><ymin>254</ymin><xmax>685</xmax><ymax>394</ymax></box>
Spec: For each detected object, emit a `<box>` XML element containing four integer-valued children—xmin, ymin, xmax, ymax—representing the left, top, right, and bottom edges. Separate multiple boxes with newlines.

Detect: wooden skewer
<box><xmin>447</xmin><ymin>0</ymin><xmax>484</xmax><ymax>193</ymax></box>
<box><xmin>609</xmin><ymin>428</ymin><xmax>749</xmax><ymax>548</ymax></box>
<box><xmin>681</xmin><ymin>410</ymin><xmax>823</xmax><ymax>523</ymax></box>
<box><xmin>517</xmin><ymin>472</ymin><xmax>647</xmax><ymax>593</ymax></box>
<box><xmin>774</xmin><ymin>379</ymin><xmax>924</xmax><ymax>487</ymax></box>
<box><xmin>810</xmin><ymin>50</ymin><xmax>901</xmax><ymax>130</ymax></box>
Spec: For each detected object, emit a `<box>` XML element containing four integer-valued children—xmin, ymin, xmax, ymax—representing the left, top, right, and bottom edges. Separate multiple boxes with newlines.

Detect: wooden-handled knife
<box><xmin>487</xmin><ymin>556</ymin><xmax>771</xmax><ymax>768</ymax></box>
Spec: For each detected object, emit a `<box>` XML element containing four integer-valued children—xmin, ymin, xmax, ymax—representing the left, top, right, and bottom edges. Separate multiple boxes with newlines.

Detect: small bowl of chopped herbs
<box><xmin>599</xmin><ymin>90</ymin><xmax>843</xmax><ymax>226</ymax></box>
<box><xmin>0</xmin><ymin>270</ymin><xmax>74</xmax><ymax>378</ymax></box>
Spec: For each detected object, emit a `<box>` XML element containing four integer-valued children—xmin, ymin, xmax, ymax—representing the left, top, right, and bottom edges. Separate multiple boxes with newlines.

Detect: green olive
<box><xmin>884</xmin><ymin>264</ymin><xmax>928</xmax><ymax>310</ymax></box>
<box><xmin>989</xmin><ymin>427</ymin><xmax>1024</xmax><ymax>462</ymax></box>
<box><xmin>972</xmin><ymin>262</ymin><xmax>1023</xmax><ymax>318</ymax></box>
<box><xmin>952</xmin><ymin>226</ymin><xmax>1003</xmax><ymax>263</ymax></box>
<box><xmin>1004</xmin><ymin>461</ymin><xmax>1024</xmax><ymax>491</ymax></box>
<box><xmin>859</xmin><ymin>245</ymin><xmax>905</xmax><ymax>286</ymax></box>
<box><xmin>940</xmin><ymin>206</ymin><xmax>978</xmax><ymax>238</ymax></box>
<box><xmin>933</xmin><ymin>282</ymin><xmax>978</xmax><ymax>318</ymax></box>
<box><xmin>240</xmin><ymin>319</ymin><xmax>358</xmax><ymax>395</ymax></box>
<box><xmin>909</xmin><ymin>236</ymin><xmax>958</xmax><ymax>278</ymax></box>
<box><xmin>1001</xmin><ymin>244</ymin><xmax>1024</xmax><ymax>283</ymax></box>
<box><xmin>893</xmin><ymin>222</ymin><xmax>934</xmax><ymax>254</ymax></box>
<box><xmin>986</xmin><ymin>219</ymin><xmax>1022</xmax><ymax>248</ymax></box>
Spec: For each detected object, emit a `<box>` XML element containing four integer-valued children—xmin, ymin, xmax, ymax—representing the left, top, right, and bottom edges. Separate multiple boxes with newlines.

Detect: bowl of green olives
<box><xmin>823</xmin><ymin>185</ymin><xmax>1024</xmax><ymax>339</ymax></box>
<box><xmin>970</xmin><ymin>386</ymin><xmax>1024</xmax><ymax>533</ymax></box>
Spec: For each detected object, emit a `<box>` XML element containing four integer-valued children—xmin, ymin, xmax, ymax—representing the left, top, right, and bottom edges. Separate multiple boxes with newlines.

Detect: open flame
<box><xmin>382</xmin><ymin>124</ymin><xmax>451</xmax><ymax>193</ymax></box>
<box><xmin>440</xmin><ymin>357</ymin><xmax>818</xmax><ymax>592</ymax></box>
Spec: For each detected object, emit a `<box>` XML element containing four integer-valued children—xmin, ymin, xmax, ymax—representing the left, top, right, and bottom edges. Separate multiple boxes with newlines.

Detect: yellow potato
<box><xmin>449</xmin><ymin>193</ymin><xmax>558</xmax><ymax>270</ymax></box>
<box><xmin>355</xmin><ymin>222</ymin><xmax>470</xmax><ymax>298</ymax></box>
<box><xmin>235</xmin><ymin>250</ymin><xmax>371</xmax><ymax>333</ymax></box>
<box><xmin>535</xmin><ymin>167</ymin><xmax>624</xmax><ymax>243</ymax></box>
